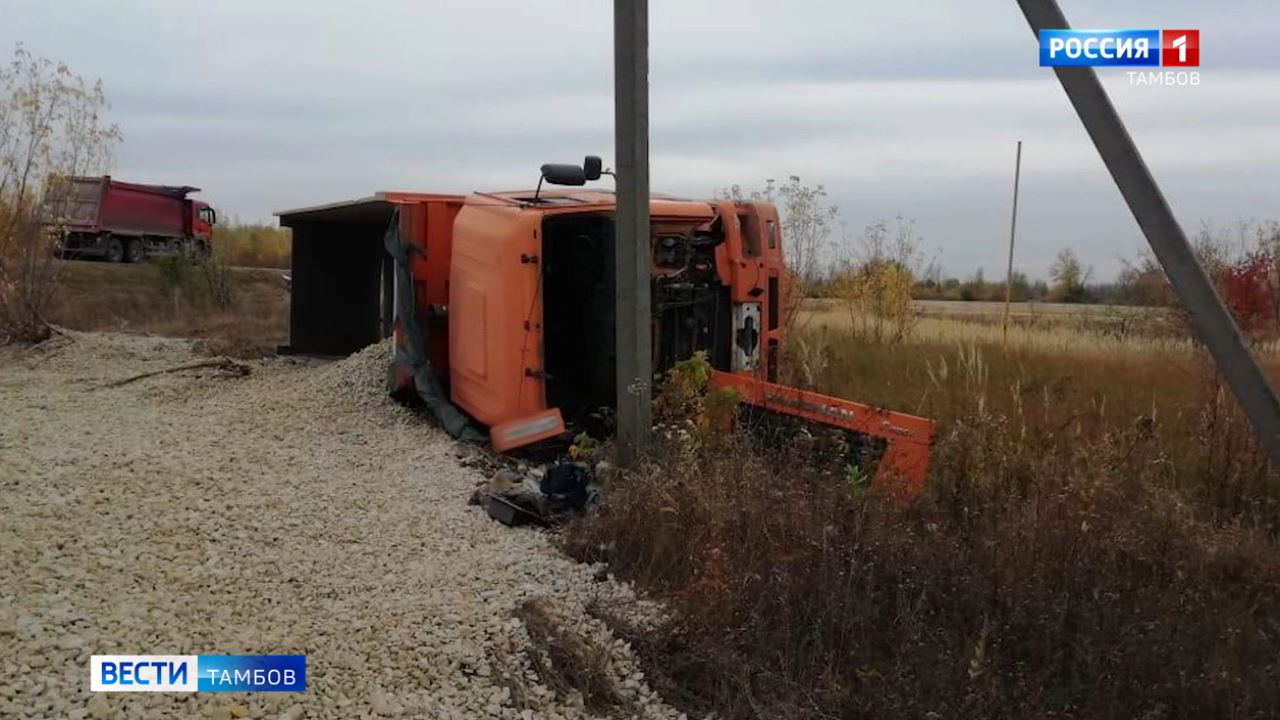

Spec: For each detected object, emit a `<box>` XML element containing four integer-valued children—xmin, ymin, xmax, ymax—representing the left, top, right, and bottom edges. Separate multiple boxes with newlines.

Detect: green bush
<box><xmin>154</xmin><ymin>253</ymin><xmax>235</xmax><ymax>311</ymax></box>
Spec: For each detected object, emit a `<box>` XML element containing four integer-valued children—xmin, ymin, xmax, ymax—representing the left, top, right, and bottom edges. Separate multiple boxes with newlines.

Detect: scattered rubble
<box><xmin>0</xmin><ymin>331</ymin><xmax>679</xmax><ymax>719</ymax></box>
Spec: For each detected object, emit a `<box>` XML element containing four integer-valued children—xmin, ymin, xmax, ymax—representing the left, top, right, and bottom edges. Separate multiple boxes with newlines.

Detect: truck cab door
<box><xmin>193</xmin><ymin>205</ymin><xmax>216</xmax><ymax>239</ymax></box>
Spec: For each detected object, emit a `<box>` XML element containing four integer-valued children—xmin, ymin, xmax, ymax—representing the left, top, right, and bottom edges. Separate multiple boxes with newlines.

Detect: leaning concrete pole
<box><xmin>1016</xmin><ymin>0</ymin><xmax>1280</xmax><ymax>469</ymax></box>
<box><xmin>614</xmin><ymin>0</ymin><xmax>652</xmax><ymax>466</ymax></box>
<box><xmin>1002</xmin><ymin>140</ymin><xmax>1023</xmax><ymax>346</ymax></box>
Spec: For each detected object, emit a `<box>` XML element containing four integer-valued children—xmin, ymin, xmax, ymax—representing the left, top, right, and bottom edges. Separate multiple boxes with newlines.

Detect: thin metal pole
<box><xmin>1015</xmin><ymin>0</ymin><xmax>1280</xmax><ymax>469</ymax></box>
<box><xmin>614</xmin><ymin>0</ymin><xmax>652</xmax><ymax>466</ymax></box>
<box><xmin>1002</xmin><ymin>140</ymin><xmax>1023</xmax><ymax>346</ymax></box>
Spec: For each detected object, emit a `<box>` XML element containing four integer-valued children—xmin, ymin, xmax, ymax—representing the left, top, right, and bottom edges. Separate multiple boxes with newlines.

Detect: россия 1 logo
<box><xmin>1039</xmin><ymin>29</ymin><xmax>1199</xmax><ymax>67</ymax></box>
<box><xmin>1160</xmin><ymin>29</ymin><xmax>1200</xmax><ymax>67</ymax></box>
<box><xmin>1039</xmin><ymin>29</ymin><xmax>1200</xmax><ymax>86</ymax></box>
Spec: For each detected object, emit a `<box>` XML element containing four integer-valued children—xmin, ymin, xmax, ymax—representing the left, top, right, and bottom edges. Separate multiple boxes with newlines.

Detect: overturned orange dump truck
<box><xmin>277</xmin><ymin>160</ymin><xmax>934</xmax><ymax>490</ymax></box>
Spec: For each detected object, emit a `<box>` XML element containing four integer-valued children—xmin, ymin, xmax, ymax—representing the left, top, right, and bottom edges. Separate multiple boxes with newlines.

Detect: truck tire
<box><xmin>104</xmin><ymin>237</ymin><xmax>124</xmax><ymax>263</ymax></box>
<box><xmin>123</xmin><ymin>239</ymin><xmax>144</xmax><ymax>263</ymax></box>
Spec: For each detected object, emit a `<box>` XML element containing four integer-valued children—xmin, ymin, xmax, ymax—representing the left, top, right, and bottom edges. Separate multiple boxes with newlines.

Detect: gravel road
<box><xmin>0</xmin><ymin>332</ymin><xmax>678</xmax><ymax>720</ymax></box>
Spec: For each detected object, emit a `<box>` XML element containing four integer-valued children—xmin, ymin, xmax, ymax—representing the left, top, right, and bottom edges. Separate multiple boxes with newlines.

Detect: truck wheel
<box><xmin>105</xmin><ymin>237</ymin><xmax>125</xmax><ymax>263</ymax></box>
<box><xmin>124</xmin><ymin>240</ymin><xmax>145</xmax><ymax>264</ymax></box>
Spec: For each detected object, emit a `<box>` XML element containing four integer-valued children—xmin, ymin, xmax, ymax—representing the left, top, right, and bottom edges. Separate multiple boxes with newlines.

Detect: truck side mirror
<box><xmin>583</xmin><ymin>156</ymin><xmax>603</xmax><ymax>181</ymax></box>
<box><xmin>540</xmin><ymin>163</ymin><xmax>587</xmax><ymax>187</ymax></box>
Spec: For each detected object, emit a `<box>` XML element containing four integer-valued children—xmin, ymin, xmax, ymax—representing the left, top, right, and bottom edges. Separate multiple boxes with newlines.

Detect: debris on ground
<box><xmin>102</xmin><ymin>356</ymin><xmax>251</xmax><ymax>387</ymax></box>
<box><xmin>470</xmin><ymin>462</ymin><xmax>602</xmax><ymax>526</ymax></box>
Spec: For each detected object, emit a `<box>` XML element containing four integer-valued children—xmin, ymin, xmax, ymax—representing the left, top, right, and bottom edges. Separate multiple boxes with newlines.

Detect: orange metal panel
<box><xmin>448</xmin><ymin>196</ymin><xmax>545</xmax><ymax>427</ymax></box>
<box><xmin>709</xmin><ymin>370</ymin><xmax>936</xmax><ymax>494</ymax></box>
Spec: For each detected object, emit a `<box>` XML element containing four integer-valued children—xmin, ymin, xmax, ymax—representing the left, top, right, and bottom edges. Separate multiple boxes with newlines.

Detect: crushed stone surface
<box><xmin>0</xmin><ymin>331</ymin><xmax>678</xmax><ymax>720</ymax></box>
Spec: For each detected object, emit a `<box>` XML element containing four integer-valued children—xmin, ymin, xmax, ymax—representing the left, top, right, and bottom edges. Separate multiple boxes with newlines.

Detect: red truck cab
<box><xmin>191</xmin><ymin>200</ymin><xmax>217</xmax><ymax>244</ymax></box>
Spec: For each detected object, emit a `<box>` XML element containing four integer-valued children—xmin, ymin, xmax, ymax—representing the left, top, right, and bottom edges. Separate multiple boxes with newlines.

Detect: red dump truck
<box><xmin>42</xmin><ymin>176</ymin><xmax>218</xmax><ymax>262</ymax></box>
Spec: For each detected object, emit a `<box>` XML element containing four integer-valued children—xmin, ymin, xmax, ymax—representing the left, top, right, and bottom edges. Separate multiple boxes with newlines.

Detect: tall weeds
<box><xmin>154</xmin><ymin>252</ymin><xmax>235</xmax><ymax>311</ymax></box>
<box><xmin>570</xmin><ymin>416</ymin><xmax>1280</xmax><ymax>719</ymax></box>
<box><xmin>567</xmin><ymin>338</ymin><xmax>1280</xmax><ymax>719</ymax></box>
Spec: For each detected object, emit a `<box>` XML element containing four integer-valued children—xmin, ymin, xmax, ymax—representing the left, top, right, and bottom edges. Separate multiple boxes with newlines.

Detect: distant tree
<box><xmin>212</xmin><ymin>222</ymin><xmax>291</xmax><ymax>268</ymax></box>
<box><xmin>1114</xmin><ymin>220</ymin><xmax>1280</xmax><ymax>338</ymax></box>
<box><xmin>913</xmin><ymin>254</ymin><xmax>947</xmax><ymax>299</ymax></box>
<box><xmin>1049</xmin><ymin>248</ymin><xmax>1090</xmax><ymax>303</ymax></box>
<box><xmin>1116</xmin><ymin>256</ymin><xmax>1173</xmax><ymax>307</ymax></box>
<box><xmin>0</xmin><ymin>44</ymin><xmax>120</xmax><ymax>343</ymax></box>
<box><xmin>833</xmin><ymin>216</ymin><xmax>923</xmax><ymax>343</ymax></box>
<box><xmin>1006</xmin><ymin>271</ymin><xmax>1032</xmax><ymax>302</ymax></box>
<box><xmin>960</xmin><ymin>267</ymin><xmax>985</xmax><ymax>301</ymax></box>
<box><xmin>922</xmin><ymin>254</ymin><xmax>944</xmax><ymax>288</ymax></box>
<box><xmin>1219</xmin><ymin>222</ymin><xmax>1280</xmax><ymax>337</ymax></box>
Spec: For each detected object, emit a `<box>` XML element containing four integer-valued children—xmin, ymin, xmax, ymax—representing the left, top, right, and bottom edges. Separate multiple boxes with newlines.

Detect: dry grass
<box><xmin>0</xmin><ymin>209</ymin><xmax>59</xmax><ymax>344</ymax></box>
<box><xmin>514</xmin><ymin>599</ymin><xmax>625</xmax><ymax>714</ymax></box>
<box><xmin>569</xmin><ymin>422</ymin><xmax>1280</xmax><ymax>719</ymax></box>
<box><xmin>791</xmin><ymin>311</ymin><xmax>1280</xmax><ymax>522</ymax></box>
<box><xmin>801</xmin><ymin>298</ymin><xmax>1253</xmax><ymax>357</ymax></box>
<box><xmin>44</xmin><ymin>259</ymin><xmax>289</xmax><ymax>357</ymax></box>
<box><xmin>567</xmin><ymin>306</ymin><xmax>1280</xmax><ymax>720</ymax></box>
<box><xmin>212</xmin><ymin>223</ymin><xmax>291</xmax><ymax>268</ymax></box>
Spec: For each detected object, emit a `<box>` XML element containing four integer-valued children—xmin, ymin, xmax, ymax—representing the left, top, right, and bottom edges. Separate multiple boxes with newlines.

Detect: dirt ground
<box><xmin>0</xmin><ymin>331</ymin><xmax>675</xmax><ymax>720</ymax></box>
<box><xmin>45</xmin><ymin>259</ymin><xmax>290</xmax><ymax>357</ymax></box>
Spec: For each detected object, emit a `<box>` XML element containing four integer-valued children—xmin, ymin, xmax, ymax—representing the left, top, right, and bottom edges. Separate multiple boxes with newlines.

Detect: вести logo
<box><xmin>90</xmin><ymin>655</ymin><xmax>307</xmax><ymax>693</ymax></box>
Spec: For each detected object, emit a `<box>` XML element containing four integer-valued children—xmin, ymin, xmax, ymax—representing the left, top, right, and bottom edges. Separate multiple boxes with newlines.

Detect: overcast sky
<box><xmin>3</xmin><ymin>0</ymin><xmax>1277</xmax><ymax>279</ymax></box>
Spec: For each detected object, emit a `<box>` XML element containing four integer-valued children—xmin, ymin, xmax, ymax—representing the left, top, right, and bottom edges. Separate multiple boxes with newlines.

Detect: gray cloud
<box><xmin>1</xmin><ymin>0</ymin><xmax>1274</xmax><ymax>279</ymax></box>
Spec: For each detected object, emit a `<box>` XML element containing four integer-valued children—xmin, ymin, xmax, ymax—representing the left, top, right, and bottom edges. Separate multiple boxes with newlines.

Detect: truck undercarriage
<box><xmin>541</xmin><ymin>213</ymin><xmax>733</xmax><ymax>427</ymax></box>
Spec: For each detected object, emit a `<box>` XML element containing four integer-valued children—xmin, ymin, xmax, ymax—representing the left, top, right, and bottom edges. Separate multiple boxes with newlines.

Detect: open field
<box><xmin>915</xmin><ymin>299</ymin><xmax>1154</xmax><ymax>316</ymax></box>
<box><xmin>804</xmin><ymin>297</ymin><xmax>1279</xmax><ymax>357</ymax></box>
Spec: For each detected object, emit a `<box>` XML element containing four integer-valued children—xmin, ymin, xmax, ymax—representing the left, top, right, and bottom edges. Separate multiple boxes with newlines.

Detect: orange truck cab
<box><xmin>444</xmin><ymin>189</ymin><xmax>785</xmax><ymax>444</ymax></box>
<box><xmin>277</xmin><ymin>159</ymin><xmax>934</xmax><ymax>490</ymax></box>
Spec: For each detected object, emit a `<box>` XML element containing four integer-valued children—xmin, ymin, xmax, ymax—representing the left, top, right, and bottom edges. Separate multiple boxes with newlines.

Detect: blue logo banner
<box><xmin>1040</xmin><ymin>29</ymin><xmax>1161</xmax><ymax>67</ymax></box>
<box><xmin>196</xmin><ymin>655</ymin><xmax>307</xmax><ymax>692</ymax></box>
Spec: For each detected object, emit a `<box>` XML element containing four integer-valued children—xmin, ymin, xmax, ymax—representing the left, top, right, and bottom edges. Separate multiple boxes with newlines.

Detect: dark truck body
<box><xmin>43</xmin><ymin>176</ymin><xmax>217</xmax><ymax>262</ymax></box>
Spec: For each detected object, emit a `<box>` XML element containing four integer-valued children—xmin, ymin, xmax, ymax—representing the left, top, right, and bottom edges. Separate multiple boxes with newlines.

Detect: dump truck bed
<box><xmin>43</xmin><ymin>176</ymin><xmax>197</xmax><ymax>238</ymax></box>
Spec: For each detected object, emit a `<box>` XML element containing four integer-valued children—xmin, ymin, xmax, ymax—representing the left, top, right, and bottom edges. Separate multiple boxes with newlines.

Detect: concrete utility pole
<box><xmin>614</xmin><ymin>0</ymin><xmax>652</xmax><ymax>466</ymax></box>
<box><xmin>1015</xmin><ymin>0</ymin><xmax>1280</xmax><ymax>469</ymax></box>
<box><xmin>1002</xmin><ymin>140</ymin><xmax>1023</xmax><ymax>346</ymax></box>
